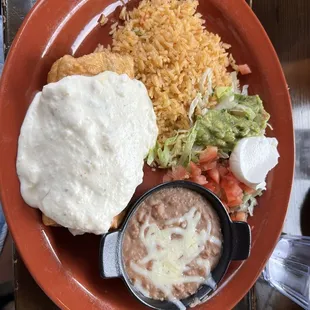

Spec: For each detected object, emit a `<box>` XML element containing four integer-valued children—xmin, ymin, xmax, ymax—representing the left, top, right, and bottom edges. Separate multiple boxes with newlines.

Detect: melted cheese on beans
<box><xmin>130</xmin><ymin>208</ymin><xmax>221</xmax><ymax>299</ymax></box>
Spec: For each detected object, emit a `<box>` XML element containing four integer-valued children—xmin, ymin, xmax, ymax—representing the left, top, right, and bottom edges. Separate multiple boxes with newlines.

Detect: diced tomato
<box><xmin>239</xmin><ymin>183</ymin><xmax>256</xmax><ymax>195</ymax></box>
<box><xmin>204</xmin><ymin>181</ymin><xmax>220</xmax><ymax>195</ymax></box>
<box><xmin>230</xmin><ymin>213</ymin><xmax>236</xmax><ymax>221</ymax></box>
<box><xmin>163</xmin><ymin>170</ymin><xmax>173</xmax><ymax>182</ymax></box>
<box><xmin>236</xmin><ymin>212</ymin><xmax>247</xmax><ymax>222</ymax></box>
<box><xmin>189</xmin><ymin>161</ymin><xmax>202</xmax><ymax>177</ymax></box>
<box><xmin>218</xmin><ymin>165</ymin><xmax>229</xmax><ymax>177</ymax></box>
<box><xmin>221</xmin><ymin>175</ymin><xmax>243</xmax><ymax>205</ymax></box>
<box><xmin>207</xmin><ymin>168</ymin><xmax>220</xmax><ymax>184</ymax></box>
<box><xmin>231</xmin><ymin>212</ymin><xmax>247</xmax><ymax>222</ymax></box>
<box><xmin>190</xmin><ymin>175</ymin><xmax>208</xmax><ymax>185</ymax></box>
<box><xmin>204</xmin><ymin>182</ymin><xmax>216</xmax><ymax>192</ymax></box>
<box><xmin>171</xmin><ymin>166</ymin><xmax>189</xmax><ymax>180</ymax></box>
<box><xmin>199</xmin><ymin>146</ymin><xmax>218</xmax><ymax>164</ymax></box>
<box><xmin>227</xmin><ymin>196</ymin><xmax>243</xmax><ymax>208</ymax></box>
<box><xmin>225</xmin><ymin>183</ymin><xmax>243</xmax><ymax>202</ymax></box>
<box><xmin>238</xmin><ymin>64</ymin><xmax>252</xmax><ymax>75</ymax></box>
<box><xmin>200</xmin><ymin>161</ymin><xmax>217</xmax><ymax>171</ymax></box>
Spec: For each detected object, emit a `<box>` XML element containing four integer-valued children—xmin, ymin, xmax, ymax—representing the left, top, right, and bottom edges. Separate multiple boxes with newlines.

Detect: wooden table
<box><xmin>2</xmin><ymin>0</ymin><xmax>309</xmax><ymax>309</ymax></box>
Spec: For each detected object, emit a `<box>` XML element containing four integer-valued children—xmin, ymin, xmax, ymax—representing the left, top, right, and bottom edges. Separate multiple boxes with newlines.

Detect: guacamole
<box><xmin>195</xmin><ymin>95</ymin><xmax>270</xmax><ymax>152</ymax></box>
<box><xmin>149</xmin><ymin>94</ymin><xmax>270</xmax><ymax>168</ymax></box>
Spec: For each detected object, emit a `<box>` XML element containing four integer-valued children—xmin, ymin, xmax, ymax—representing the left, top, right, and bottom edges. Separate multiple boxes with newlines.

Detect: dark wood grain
<box><xmin>2</xmin><ymin>0</ymin><xmax>36</xmax><ymax>57</ymax></box>
<box><xmin>2</xmin><ymin>0</ymin><xmax>309</xmax><ymax>309</ymax></box>
<box><xmin>14</xmin><ymin>248</ymin><xmax>58</xmax><ymax>310</ymax></box>
<box><xmin>250</xmin><ymin>0</ymin><xmax>310</xmax><ymax>309</ymax></box>
<box><xmin>252</xmin><ymin>0</ymin><xmax>310</xmax><ymax>236</ymax></box>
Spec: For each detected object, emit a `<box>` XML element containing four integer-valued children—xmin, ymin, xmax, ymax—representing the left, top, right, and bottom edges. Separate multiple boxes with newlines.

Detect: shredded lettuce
<box><xmin>188</xmin><ymin>71</ymin><xmax>252</xmax><ymax>123</ymax></box>
<box><xmin>178</xmin><ymin>122</ymin><xmax>198</xmax><ymax>166</ymax></box>
<box><xmin>241</xmin><ymin>85</ymin><xmax>249</xmax><ymax>96</ymax></box>
<box><xmin>267</xmin><ymin>123</ymin><xmax>274</xmax><ymax>130</ymax></box>
<box><xmin>201</xmin><ymin>108</ymin><xmax>208</xmax><ymax>116</ymax></box>
<box><xmin>214</xmin><ymin>94</ymin><xmax>237</xmax><ymax>110</ymax></box>
<box><xmin>156</xmin><ymin>135</ymin><xmax>180</xmax><ymax>167</ymax></box>
<box><xmin>146</xmin><ymin>146</ymin><xmax>155</xmax><ymax>166</ymax></box>
<box><xmin>188</xmin><ymin>93</ymin><xmax>202</xmax><ymax>124</ymax></box>
<box><xmin>150</xmin><ymin>130</ymin><xmax>196</xmax><ymax>168</ymax></box>
<box><xmin>218</xmin><ymin>149</ymin><xmax>230</xmax><ymax>159</ymax></box>
<box><xmin>213</xmin><ymin>86</ymin><xmax>236</xmax><ymax>110</ymax></box>
<box><xmin>237</xmin><ymin>190</ymin><xmax>263</xmax><ymax>216</ymax></box>
<box><xmin>188</xmin><ymin>69</ymin><xmax>213</xmax><ymax>124</ymax></box>
<box><xmin>231</xmin><ymin>71</ymin><xmax>240</xmax><ymax>94</ymax></box>
<box><xmin>215</xmin><ymin>86</ymin><xmax>233</xmax><ymax>100</ymax></box>
<box><xmin>200</xmin><ymin>68</ymin><xmax>213</xmax><ymax>98</ymax></box>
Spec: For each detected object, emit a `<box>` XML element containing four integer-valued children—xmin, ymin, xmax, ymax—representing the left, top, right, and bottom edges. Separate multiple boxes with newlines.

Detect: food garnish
<box><xmin>147</xmin><ymin>65</ymin><xmax>278</xmax><ymax>222</ymax></box>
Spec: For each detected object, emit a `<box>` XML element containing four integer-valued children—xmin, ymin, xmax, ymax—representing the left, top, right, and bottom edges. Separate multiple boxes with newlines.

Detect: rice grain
<box><xmin>111</xmin><ymin>0</ymin><xmax>232</xmax><ymax>142</ymax></box>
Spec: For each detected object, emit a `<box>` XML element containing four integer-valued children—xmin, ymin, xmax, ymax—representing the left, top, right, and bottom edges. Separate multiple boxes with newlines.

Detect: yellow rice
<box><xmin>111</xmin><ymin>0</ymin><xmax>232</xmax><ymax>142</ymax></box>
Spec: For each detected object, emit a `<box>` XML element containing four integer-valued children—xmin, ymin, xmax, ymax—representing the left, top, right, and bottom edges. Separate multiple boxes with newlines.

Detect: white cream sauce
<box><xmin>131</xmin><ymin>207</ymin><xmax>221</xmax><ymax>300</ymax></box>
<box><xmin>16</xmin><ymin>71</ymin><xmax>158</xmax><ymax>235</ymax></box>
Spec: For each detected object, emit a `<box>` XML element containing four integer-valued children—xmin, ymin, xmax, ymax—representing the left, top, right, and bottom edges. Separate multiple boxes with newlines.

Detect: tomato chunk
<box><xmin>162</xmin><ymin>154</ymin><xmax>248</xmax><ymax>212</ymax></box>
<box><xmin>238</xmin><ymin>64</ymin><xmax>252</xmax><ymax>75</ymax></box>
<box><xmin>239</xmin><ymin>183</ymin><xmax>256</xmax><ymax>195</ymax></box>
<box><xmin>231</xmin><ymin>212</ymin><xmax>247</xmax><ymax>222</ymax></box>
<box><xmin>218</xmin><ymin>165</ymin><xmax>229</xmax><ymax>177</ymax></box>
<box><xmin>171</xmin><ymin>166</ymin><xmax>189</xmax><ymax>180</ymax></box>
<box><xmin>221</xmin><ymin>175</ymin><xmax>243</xmax><ymax>205</ymax></box>
<box><xmin>189</xmin><ymin>161</ymin><xmax>202</xmax><ymax>177</ymax></box>
<box><xmin>199</xmin><ymin>146</ymin><xmax>218</xmax><ymax>164</ymax></box>
<box><xmin>190</xmin><ymin>175</ymin><xmax>208</xmax><ymax>185</ymax></box>
<box><xmin>227</xmin><ymin>196</ymin><xmax>243</xmax><ymax>208</ymax></box>
<box><xmin>207</xmin><ymin>168</ymin><xmax>220</xmax><ymax>184</ymax></box>
<box><xmin>200</xmin><ymin>161</ymin><xmax>217</xmax><ymax>171</ymax></box>
<box><xmin>163</xmin><ymin>170</ymin><xmax>173</xmax><ymax>182</ymax></box>
<box><xmin>204</xmin><ymin>181</ymin><xmax>220</xmax><ymax>196</ymax></box>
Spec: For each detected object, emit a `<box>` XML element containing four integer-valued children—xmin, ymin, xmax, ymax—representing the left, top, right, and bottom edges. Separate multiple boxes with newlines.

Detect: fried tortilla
<box><xmin>42</xmin><ymin>209</ymin><xmax>127</xmax><ymax>230</ymax></box>
<box><xmin>47</xmin><ymin>49</ymin><xmax>134</xmax><ymax>83</ymax></box>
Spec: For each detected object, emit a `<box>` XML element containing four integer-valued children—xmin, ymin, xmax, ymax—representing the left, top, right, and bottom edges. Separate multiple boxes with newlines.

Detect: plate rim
<box><xmin>0</xmin><ymin>0</ymin><xmax>295</xmax><ymax>309</ymax></box>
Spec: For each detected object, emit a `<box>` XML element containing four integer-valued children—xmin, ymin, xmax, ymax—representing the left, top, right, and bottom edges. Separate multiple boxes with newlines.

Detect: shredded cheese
<box><xmin>131</xmin><ymin>208</ymin><xmax>221</xmax><ymax>299</ymax></box>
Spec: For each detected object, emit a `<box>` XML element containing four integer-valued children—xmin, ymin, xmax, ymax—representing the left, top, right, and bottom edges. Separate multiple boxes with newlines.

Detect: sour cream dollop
<box><xmin>16</xmin><ymin>72</ymin><xmax>158</xmax><ymax>235</ymax></box>
<box><xmin>229</xmin><ymin>136</ymin><xmax>279</xmax><ymax>189</ymax></box>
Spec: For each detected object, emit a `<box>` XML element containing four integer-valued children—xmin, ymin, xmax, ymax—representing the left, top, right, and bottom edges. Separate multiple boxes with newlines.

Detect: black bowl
<box><xmin>99</xmin><ymin>181</ymin><xmax>251</xmax><ymax>309</ymax></box>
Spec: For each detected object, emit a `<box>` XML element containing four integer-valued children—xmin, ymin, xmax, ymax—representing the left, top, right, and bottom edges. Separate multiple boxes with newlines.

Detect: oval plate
<box><xmin>0</xmin><ymin>0</ymin><xmax>294</xmax><ymax>309</ymax></box>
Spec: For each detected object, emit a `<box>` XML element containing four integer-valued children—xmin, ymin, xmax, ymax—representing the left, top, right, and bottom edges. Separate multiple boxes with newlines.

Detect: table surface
<box><xmin>2</xmin><ymin>0</ymin><xmax>309</xmax><ymax>309</ymax></box>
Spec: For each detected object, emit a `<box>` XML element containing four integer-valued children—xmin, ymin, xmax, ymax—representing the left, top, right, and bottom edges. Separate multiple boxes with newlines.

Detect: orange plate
<box><xmin>0</xmin><ymin>0</ymin><xmax>294</xmax><ymax>309</ymax></box>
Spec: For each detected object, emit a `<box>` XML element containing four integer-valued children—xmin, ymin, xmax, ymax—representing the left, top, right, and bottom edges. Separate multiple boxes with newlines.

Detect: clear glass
<box><xmin>262</xmin><ymin>235</ymin><xmax>310</xmax><ymax>310</ymax></box>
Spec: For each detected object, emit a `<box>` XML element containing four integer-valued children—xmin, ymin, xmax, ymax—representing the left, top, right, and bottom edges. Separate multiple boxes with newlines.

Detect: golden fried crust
<box><xmin>42</xmin><ymin>214</ymin><xmax>60</xmax><ymax>227</ymax></box>
<box><xmin>42</xmin><ymin>209</ymin><xmax>127</xmax><ymax>230</ymax></box>
<box><xmin>47</xmin><ymin>50</ymin><xmax>135</xmax><ymax>83</ymax></box>
<box><xmin>110</xmin><ymin>209</ymin><xmax>127</xmax><ymax>230</ymax></box>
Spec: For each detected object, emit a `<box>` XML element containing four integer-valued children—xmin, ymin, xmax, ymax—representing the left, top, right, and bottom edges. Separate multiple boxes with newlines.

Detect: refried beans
<box><xmin>122</xmin><ymin>187</ymin><xmax>223</xmax><ymax>301</ymax></box>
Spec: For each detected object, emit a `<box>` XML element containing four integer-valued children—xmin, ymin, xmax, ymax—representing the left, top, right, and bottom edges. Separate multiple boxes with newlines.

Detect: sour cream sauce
<box><xmin>16</xmin><ymin>72</ymin><xmax>158</xmax><ymax>235</ymax></box>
